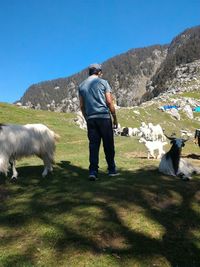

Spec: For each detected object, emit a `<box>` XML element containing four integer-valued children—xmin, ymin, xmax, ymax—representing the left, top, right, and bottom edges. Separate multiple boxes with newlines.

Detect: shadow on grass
<box><xmin>186</xmin><ymin>153</ymin><xmax>200</xmax><ymax>160</ymax></box>
<box><xmin>0</xmin><ymin>160</ymin><xmax>200</xmax><ymax>266</ymax></box>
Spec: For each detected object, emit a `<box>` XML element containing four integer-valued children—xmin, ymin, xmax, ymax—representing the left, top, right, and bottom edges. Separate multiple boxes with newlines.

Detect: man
<box><xmin>78</xmin><ymin>63</ymin><xmax>118</xmax><ymax>181</ymax></box>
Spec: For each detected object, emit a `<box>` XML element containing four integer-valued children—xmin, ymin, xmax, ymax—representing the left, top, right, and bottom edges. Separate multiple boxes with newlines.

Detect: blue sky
<box><xmin>0</xmin><ymin>0</ymin><xmax>200</xmax><ymax>103</ymax></box>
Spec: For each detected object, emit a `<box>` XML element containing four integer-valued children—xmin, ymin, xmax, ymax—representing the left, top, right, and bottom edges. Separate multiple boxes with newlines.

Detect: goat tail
<box><xmin>54</xmin><ymin>132</ymin><xmax>60</xmax><ymax>142</ymax></box>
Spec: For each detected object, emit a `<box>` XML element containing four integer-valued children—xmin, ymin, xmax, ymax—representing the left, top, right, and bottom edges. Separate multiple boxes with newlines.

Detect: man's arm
<box><xmin>79</xmin><ymin>95</ymin><xmax>87</xmax><ymax>120</ymax></box>
<box><xmin>105</xmin><ymin>92</ymin><xmax>118</xmax><ymax>128</ymax></box>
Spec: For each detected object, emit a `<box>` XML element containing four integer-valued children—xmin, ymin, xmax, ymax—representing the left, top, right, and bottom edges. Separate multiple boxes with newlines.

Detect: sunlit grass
<box><xmin>180</xmin><ymin>90</ymin><xmax>200</xmax><ymax>99</ymax></box>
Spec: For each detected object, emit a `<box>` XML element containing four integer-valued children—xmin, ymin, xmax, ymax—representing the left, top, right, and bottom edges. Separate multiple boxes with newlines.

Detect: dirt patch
<box><xmin>96</xmin><ymin>232</ymin><xmax>128</xmax><ymax>250</ymax></box>
<box><xmin>124</xmin><ymin>151</ymin><xmax>147</xmax><ymax>159</ymax></box>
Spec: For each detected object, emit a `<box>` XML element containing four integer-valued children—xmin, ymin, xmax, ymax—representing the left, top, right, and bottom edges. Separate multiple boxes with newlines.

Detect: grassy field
<box><xmin>0</xmin><ymin>102</ymin><xmax>200</xmax><ymax>267</ymax></box>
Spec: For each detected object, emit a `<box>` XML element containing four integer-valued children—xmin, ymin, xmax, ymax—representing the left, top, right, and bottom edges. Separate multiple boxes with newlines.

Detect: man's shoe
<box><xmin>89</xmin><ymin>171</ymin><xmax>98</xmax><ymax>181</ymax></box>
<box><xmin>108</xmin><ymin>169</ymin><xmax>120</xmax><ymax>177</ymax></box>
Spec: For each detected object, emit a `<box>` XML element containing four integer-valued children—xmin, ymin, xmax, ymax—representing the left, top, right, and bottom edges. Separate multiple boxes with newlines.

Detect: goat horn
<box><xmin>164</xmin><ymin>134</ymin><xmax>176</xmax><ymax>140</ymax></box>
<box><xmin>183</xmin><ymin>137</ymin><xmax>189</xmax><ymax>142</ymax></box>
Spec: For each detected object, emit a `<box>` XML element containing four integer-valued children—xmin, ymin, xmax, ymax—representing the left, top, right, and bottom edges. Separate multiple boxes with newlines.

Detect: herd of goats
<box><xmin>115</xmin><ymin>121</ymin><xmax>200</xmax><ymax>181</ymax></box>
<box><xmin>114</xmin><ymin>122</ymin><xmax>168</xmax><ymax>160</ymax></box>
<box><xmin>75</xmin><ymin>112</ymin><xmax>200</xmax><ymax>181</ymax></box>
<box><xmin>0</xmin><ymin>117</ymin><xmax>200</xmax><ymax>182</ymax></box>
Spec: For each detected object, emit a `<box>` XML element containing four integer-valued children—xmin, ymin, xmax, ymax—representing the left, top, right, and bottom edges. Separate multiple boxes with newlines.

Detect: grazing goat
<box><xmin>159</xmin><ymin>135</ymin><xmax>200</xmax><ymax>180</ymax></box>
<box><xmin>113</xmin><ymin>123</ymin><xmax>122</xmax><ymax>136</ymax></box>
<box><xmin>125</xmin><ymin>127</ymin><xmax>139</xmax><ymax>137</ymax></box>
<box><xmin>0</xmin><ymin>123</ymin><xmax>60</xmax><ymax>181</ymax></box>
<box><xmin>139</xmin><ymin>137</ymin><xmax>168</xmax><ymax>159</ymax></box>
<box><xmin>121</xmin><ymin>127</ymin><xmax>129</xmax><ymax>137</ymax></box>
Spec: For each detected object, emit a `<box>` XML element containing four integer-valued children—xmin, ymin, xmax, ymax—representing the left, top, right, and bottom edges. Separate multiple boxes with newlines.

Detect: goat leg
<box><xmin>10</xmin><ymin>159</ymin><xmax>18</xmax><ymax>182</ymax></box>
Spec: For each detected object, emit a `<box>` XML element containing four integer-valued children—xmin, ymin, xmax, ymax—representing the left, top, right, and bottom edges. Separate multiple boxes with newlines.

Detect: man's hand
<box><xmin>113</xmin><ymin>116</ymin><xmax>118</xmax><ymax>129</ymax></box>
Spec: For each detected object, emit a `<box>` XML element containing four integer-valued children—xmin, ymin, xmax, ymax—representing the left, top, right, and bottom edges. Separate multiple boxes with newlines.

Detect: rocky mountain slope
<box><xmin>19</xmin><ymin>25</ymin><xmax>200</xmax><ymax>112</ymax></box>
<box><xmin>141</xmin><ymin>25</ymin><xmax>200</xmax><ymax>102</ymax></box>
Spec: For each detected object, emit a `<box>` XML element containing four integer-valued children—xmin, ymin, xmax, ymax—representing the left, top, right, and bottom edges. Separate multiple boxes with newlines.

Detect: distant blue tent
<box><xmin>162</xmin><ymin>105</ymin><xmax>179</xmax><ymax>110</ymax></box>
<box><xmin>194</xmin><ymin>106</ymin><xmax>200</xmax><ymax>112</ymax></box>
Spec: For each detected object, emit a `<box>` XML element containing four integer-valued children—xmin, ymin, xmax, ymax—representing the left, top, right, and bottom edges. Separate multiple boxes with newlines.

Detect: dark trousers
<box><xmin>87</xmin><ymin>118</ymin><xmax>115</xmax><ymax>172</ymax></box>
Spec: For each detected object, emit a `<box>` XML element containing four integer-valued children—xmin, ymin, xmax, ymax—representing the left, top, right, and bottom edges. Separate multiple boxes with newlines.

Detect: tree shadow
<box><xmin>0</xmin><ymin>160</ymin><xmax>200</xmax><ymax>266</ymax></box>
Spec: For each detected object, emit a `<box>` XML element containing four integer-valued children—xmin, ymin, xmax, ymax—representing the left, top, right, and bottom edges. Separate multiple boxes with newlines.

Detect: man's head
<box><xmin>88</xmin><ymin>63</ymin><xmax>102</xmax><ymax>76</ymax></box>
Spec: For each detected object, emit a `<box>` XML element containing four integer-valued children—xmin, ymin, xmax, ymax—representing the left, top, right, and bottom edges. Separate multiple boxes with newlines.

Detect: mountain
<box><xmin>141</xmin><ymin>25</ymin><xmax>200</xmax><ymax>102</ymax></box>
<box><xmin>20</xmin><ymin>45</ymin><xmax>167</xmax><ymax>111</ymax></box>
<box><xmin>19</xmin><ymin>25</ymin><xmax>200</xmax><ymax>112</ymax></box>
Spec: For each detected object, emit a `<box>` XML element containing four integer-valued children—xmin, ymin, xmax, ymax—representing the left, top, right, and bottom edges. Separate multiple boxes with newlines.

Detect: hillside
<box><xmin>0</xmin><ymin>95</ymin><xmax>200</xmax><ymax>266</ymax></box>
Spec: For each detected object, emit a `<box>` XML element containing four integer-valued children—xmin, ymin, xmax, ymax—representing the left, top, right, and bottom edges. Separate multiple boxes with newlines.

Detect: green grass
<box><xmin>168</xmin><ymin>89</ymin><xmax>200</xmax><ymax>100</ymax></box>
<box><xmin>0</xmin><ymin>102</ymin><xmax>200</xmax><ymax>267</ymax></box>
<box><xmin>180</xmin><ymin>90</ymin><xmax>200</xmax><ymax>99</ymax></box>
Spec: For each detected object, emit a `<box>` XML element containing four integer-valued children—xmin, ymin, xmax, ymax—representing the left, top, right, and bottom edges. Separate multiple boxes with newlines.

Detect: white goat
<box><xmin>132</xmin><ymin>127</ymin><xmax>140</xmax><ymax>136</ymax></box>
<box><xmin>127</xmin><ymin>127</ymin><xmax>140</xmax><ymax>137</ymax></box>
<box><xmin>0</xmin><ymin>123</ymin><xmax>60</xmax><ymax>180</ymax></box>
<box><xmin>139</xmin><ymin>137</ymin><xmax>168</xmax><ymax>159</ymax></box>
<box><xmin>139</xmin><ymin>123</ymin><xmax>152</xmax><ymax>140</ymax></box>
<box><xmin>75</xmin><ymin>111</ymin><xmax>87</xmax><ymax>130</ymax></box>
<box><xmin>148</xmin><ymin>123</ymin><xmax>166</xmax><ymax>141</ymax></box>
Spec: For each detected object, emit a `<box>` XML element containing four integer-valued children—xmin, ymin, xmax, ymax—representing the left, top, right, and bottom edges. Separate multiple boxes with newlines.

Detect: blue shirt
<box><xmin>78</xmin><ymin>75</ymin><xmax>112</xmax><ymax>120</ymax></box>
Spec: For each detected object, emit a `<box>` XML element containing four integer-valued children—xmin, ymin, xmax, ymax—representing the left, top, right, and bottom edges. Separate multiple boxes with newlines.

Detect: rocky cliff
<box><xmin>141</xmin><ymin>25</ymin><xmax>200</xmax><ymax>102</ymax></box>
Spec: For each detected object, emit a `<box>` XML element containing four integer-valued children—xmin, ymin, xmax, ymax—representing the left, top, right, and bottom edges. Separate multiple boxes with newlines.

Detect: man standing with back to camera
<box><xmin>78</xmin><ymin>63</ymin><xmax>118</xmax><ymax>181</ymax></box>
